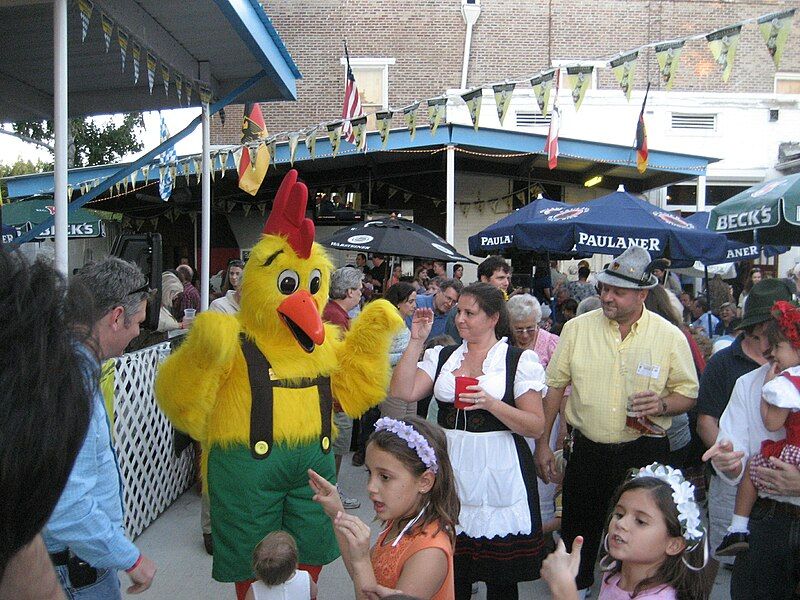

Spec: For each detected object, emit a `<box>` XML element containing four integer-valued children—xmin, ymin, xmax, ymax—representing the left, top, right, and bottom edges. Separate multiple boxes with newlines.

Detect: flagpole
<box><xmin>200</xmin><ymin>101</ymin><xmax>211</xmax><ymax>311</ymax></box>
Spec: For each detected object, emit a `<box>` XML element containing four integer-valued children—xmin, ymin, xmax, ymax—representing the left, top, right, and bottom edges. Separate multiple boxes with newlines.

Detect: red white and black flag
<box><xmin>341</xmin><ymin>42</ymin><xmax>364</xmax><ymax>144</ymax></box>
<box><xmin>546</xmin><ymin>69</ymin><xmax>561</xmax><ymax>170</ymax></box>
<box><xmin>636</xmin><ymin>82</ymin><xmax>650</xmax><ymax>173</ymax></box>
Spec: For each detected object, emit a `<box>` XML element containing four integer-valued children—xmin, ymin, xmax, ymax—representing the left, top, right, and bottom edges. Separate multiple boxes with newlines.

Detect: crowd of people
<box><xmin>6</xmin><ymin>239</ymin><xmax>800</xmax><ymax>600</ymax></box>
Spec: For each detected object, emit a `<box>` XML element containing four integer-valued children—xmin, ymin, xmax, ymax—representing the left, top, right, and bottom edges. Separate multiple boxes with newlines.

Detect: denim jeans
<box><xmin>54</xmin><ymin>564</ymin><xmax>121</xmax><ymax>600</ymax></box>
<box><xmin>731</xmin><ymin>498</ymin><xmax>800</xmax><ymax>600</ymax></box>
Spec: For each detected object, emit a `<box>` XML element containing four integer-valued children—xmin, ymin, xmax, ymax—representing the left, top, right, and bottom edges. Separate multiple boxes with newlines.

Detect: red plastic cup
<box><xmin>454</xmin><ymin>376</ymin><xmax>479</xmax><ymax>410</ymax></box>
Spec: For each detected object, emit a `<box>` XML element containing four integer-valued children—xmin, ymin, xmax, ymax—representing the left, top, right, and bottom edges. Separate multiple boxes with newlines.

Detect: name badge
<box><xmin>636</xmin><ymin>362</ymin><xmax>661</xmax><ymax>379</ymax></box>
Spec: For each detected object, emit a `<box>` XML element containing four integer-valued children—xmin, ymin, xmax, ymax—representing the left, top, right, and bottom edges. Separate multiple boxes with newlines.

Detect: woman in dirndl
<box><xmin>390</xmin><ymin>282</ymin><xmax>547</xmax><ymax>600</ymax></box>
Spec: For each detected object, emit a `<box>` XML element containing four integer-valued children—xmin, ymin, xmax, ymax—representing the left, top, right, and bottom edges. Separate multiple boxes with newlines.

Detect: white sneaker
<box><xmin>337</xmin><ymin>486</ymin><xmax>361</xmax><ymax>510</ymax></box>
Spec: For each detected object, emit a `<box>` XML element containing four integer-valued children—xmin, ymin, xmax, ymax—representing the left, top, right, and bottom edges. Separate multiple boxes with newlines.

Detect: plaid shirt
<box><xmin>179</xmin><ymin>281</ymin><xmax>201</xmax><ymax>314</ymax></box>
<box><xmin>42</xmin><ymin>344</ymin><xmax>139</xmax><ymax>570</ymax></box>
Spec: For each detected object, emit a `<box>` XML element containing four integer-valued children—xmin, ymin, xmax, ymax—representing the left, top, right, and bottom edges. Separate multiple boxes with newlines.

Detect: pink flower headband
<box><xmin>373</xmin><ymin>417</ymin><xmax>438</xmax><ymax>473</ymax></box>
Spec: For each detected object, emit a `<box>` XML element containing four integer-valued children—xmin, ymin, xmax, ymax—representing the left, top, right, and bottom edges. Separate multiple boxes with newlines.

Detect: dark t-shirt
<box><xmin>696</xmin><ymin>335</ymin><xmax>760</xmax><ymax>420</ymax></box>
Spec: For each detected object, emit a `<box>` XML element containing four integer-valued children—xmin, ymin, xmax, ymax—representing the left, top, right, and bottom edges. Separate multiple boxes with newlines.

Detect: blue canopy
<box><xmin>469</xmin><ymin>191</ymin><xmax>729</xmax><ymax>267</ymax></box>
<box><xmin>1</xmin><ymin>223</ymin><xmax>19</xmax><ymax>244</ymax></box>
<box><xmin>683</xmin><ymin>212</ymin><xmax>788</xmax><ymax>264</ymax></box>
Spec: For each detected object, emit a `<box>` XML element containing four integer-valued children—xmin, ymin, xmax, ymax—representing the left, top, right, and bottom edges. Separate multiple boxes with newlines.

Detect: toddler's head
<box><xmin>767</xmin><ymin>301</ymin><xmax>800</xmax><ymax>372</ymax></box>
<box><xmin>252</xmin><ymin>531</ymin><xmax>297</xmax><ymax>586</ymax></box>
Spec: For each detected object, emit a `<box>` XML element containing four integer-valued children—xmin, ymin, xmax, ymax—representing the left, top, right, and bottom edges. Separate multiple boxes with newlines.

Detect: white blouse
<box><xmin>418</xmin><ymin>337</ymin><xmax>547</xmax><ymax>404</ymax></box>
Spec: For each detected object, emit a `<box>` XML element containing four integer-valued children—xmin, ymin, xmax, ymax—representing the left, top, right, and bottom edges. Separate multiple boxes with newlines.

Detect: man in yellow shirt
<box><xmin>535</xmin><ymin>245</ymin><xmax>698</xmax><ymax>597</ymax></box>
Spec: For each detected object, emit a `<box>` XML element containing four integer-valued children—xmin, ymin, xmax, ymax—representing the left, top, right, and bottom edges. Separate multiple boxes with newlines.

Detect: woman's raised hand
<box><xmin>334</xmin><ymin>511</ymin><xmax>373</xmax><ymax>562</ymax></box>
<box><xmin>410</xmin><ymin>307</ymin><xmax>434</xmax><ymax>341</ymax></box>
<box><xmin>308</xmin><ymin>469</ymin><xmax>344</xmax><ymax>518</ymax></box>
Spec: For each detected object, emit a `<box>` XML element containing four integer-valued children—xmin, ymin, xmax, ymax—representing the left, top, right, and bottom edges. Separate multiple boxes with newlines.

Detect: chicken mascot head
<box><xmin>156</xmin><ymin>170</ymin><xmax>404</xmax><ymax>596</ymax></box>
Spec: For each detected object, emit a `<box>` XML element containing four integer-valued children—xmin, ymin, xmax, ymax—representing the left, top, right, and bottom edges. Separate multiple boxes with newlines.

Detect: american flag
<box><xmin>158</xmin><ymin>116</ymin><xmax>177</xmax><ymax>201</ymax></box>
<box><xmin>341</xmin><ymin>43</ymin><xmax>363</xmax><ymax>144</ymax></box>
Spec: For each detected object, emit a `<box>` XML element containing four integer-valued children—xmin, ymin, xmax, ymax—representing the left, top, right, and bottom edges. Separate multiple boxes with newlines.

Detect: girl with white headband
<box><xmin>309</xmin><ymin>416</ymin><xmax>459</xmax><ymax>599</ymax></box>
<box><xmin>543</xmin><ymin>463</ymin><xmax>707</xmax><ymax>600</ymax></box>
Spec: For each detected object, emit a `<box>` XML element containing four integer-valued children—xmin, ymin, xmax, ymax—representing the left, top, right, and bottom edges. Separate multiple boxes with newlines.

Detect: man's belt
<box><xmin>756</xmin><ymin>496</ymin><xmax>800</xmax><ymax>519</ymax></box>
<box><xmin>49</xmin><ymin>549</ymin><xmax>70</xmax><ymax>566</ymax></box>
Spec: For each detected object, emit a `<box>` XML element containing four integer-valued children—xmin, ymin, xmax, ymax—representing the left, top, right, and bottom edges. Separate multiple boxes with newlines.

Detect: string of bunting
<box><xmin>77</xmin><ymin>0</ymin><xmax>212</xmax><ymax>107</ymax></box>
<box><xmin>219</xmin><ymin>8</ymin><xmax>795</xmax><ymax>164</ymax></box>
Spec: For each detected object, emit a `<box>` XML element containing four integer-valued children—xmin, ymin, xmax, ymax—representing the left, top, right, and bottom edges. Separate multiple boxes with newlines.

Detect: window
<box><xmin>671</xmin><ymin>113</ymin><xmax>717</xmax><ymax>131</ymax></box>
<box><xmin>664</xmin><ymin>183</ymin><xmax>753</xmax><ymax>209</ymax></box>
<box><xmin>340</xmin><ymin>57</ymin><xmax>395</xmax><ymax>130</ymax></box>
<box><xmin>515</xmin><ymin>111</ymin><xmax>551</xmax><ymax>128</ymax></box>
<box><xmin>775</xmin><ymin>73</ymin><xmax>800</xmax><ymax>94</ymax></box>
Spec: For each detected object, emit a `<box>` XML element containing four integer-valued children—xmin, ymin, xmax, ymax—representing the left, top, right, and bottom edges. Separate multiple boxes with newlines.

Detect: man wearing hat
<box><xmin>535</xmin><ymin>245</ymin><xmax>699</xmax><ymax>597</ymax></box>
<box><xmin>696</xmin><ymin>278</ymin><xmax>797</xmax><ymax>591</ymax></box>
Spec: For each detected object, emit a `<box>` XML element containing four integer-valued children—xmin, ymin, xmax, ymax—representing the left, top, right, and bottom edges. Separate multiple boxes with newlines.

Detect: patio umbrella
<box><xmin>1</xmin><ymin>223</ymin><xmax>19</xmax><ymax>244</ymax></box>
<box><xmin>2</xmin><ymin>198</ymin><xmax>105</xmax><ymax>240</ymax></box>
<box><xmin>321</xmin><ymin>217</ymin><xmax>474</xmax><ymax>263</ymax></box>
<box><xmin>469</xmin><ymin>190</ymin><xmax>729</xmax><ymax>267</ymax></box>
<box><xmin>709</xmin><ymin>173</ymin><xmax>800</xmax><ymax>245</ymax></box>
<box><xmin>684</xmin><ymin>211</ymin><xmax>788</xmax><ymax>265</ymax></box>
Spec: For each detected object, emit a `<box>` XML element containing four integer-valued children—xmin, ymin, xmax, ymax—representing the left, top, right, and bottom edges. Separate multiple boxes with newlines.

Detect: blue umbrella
<box><xmin>469</xmin><ymin>190</ymin><xmax>729</xmax><ymax>267</ymax></box>
<box><xmin>683</xmin><ymin>212</ymin><xmax>788</xmax><ymax>264</ymax></box>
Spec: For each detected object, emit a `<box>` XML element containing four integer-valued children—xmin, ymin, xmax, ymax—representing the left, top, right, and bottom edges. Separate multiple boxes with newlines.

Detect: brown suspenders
<box><xmin>240</xmin><ymin>334</ymin><xmax>333</xmax><ymax>460</ymax></box>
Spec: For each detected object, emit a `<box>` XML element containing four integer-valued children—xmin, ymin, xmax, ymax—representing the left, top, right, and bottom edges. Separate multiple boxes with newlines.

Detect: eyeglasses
<box><xmin>440</xmin><ymin>292</ymin><xmax>459</xmax><ymax>306</ymax></box>
<box><xmin>513</xmin><ymin>326</ymin><xmax>538</xmax><ymax>335</ymax></box>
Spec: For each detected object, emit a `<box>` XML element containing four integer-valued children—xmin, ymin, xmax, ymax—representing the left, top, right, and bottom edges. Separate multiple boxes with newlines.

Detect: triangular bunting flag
<box><xmin>654</xmin><ymin>40</ymin><xmax>684</xmax><ymax>90</ymax></box>
<box><xmin>150</xmin><ymin>218</ymin><xmax>159</xmax><ymax>229</ymax></box>
<box><xmin>170</xmin><ymin>163</ymin><xmax>177</xmax><ymax>183</ymax></box>
<box><xmin>351</xmin><ymin>116</ymin><xmax>368</xmax><ymax>150</ymax></box>
<box><xmin>403</xmin><ymin>103</ymin><xmax>419</xmax><ymax>141</ymax></box>
<box><xmin>531</xmin><ymin>70</ymin><xmax>556</xmax><ymax>116</ymax></box>
<box><xmin>117</xmin><ymin>28</ymin><xmax>128</xmax><ymax>71</ymax></box>
<box><xmin>175</xmin><ymin>74</ymin><xmax>183</xmax><ymax>104</ymax></box>
<box><xmin>461</xmin><ymin>88</ymin><xmax>483</xmax><ymax>131</ymax></box>
<box><xmin>610</xmin><ymin>51</ymin><xmax>638</xmax><ymax>101</ymax></box>
<box><xmin>404</xmin><ymin>192</ymin><xmax>412</xmax><ymax>203</ymax></box>
<box><xmin>267</xmin><ymin>137</ymin><xmax>277</xmax><ymax>167</ymax></box>
<box><xmin>566</xmin><ymin>65</ymin><xmax>593</xmax><ymax>111</ymax></box>
<box><xmin>132</xmin><ymin>42</ymin><xmax>141</xmax><ymax>85</ymax></box>
<box><xmin>759</xmin><ymin>9</ymin><xmax>796</xmax><ymax>69</ymax></box>
<box><xmin>115</xmin><ymin>181</ymin><xmax>121</xmax><ymax>196</ymax></box>
<box><xmin>193</xmin><ymin>158</ymin><xmax>202</xmax><ymax>182</ymax></box>
<box><xmin>101</xmin><ymin>12</ymin><xmax>113</xmax><ymax>52</ymax></box>
<box><xmin>199</xmin><ymin>86</ymin><xmax>212</xmax><ymax>104</ymax></box>
<box><xmin>492</xmin><ymin>83</ymin><xmax>515</xmax><ymax>125</ymax></box>
<box><xmin>78</xmin><ymin>0</ymin><xmax>93</xmax><ymax>42</ymax></box>
<box><xmin>220</xmin><ymin>150</ymin><xmax>230</xmax><ymax>177</ymax></box>
<box><xmin>232</xmin><ymin>148</ymin><xmax>243</xmax><ymax>172</ymax></box>
<box><xmin>123</xmin><ymin>176</ymin><xmax>129</xmax><ymax>193</ymax></box>
<box><xmin>706</xmin><ymin>25</ymin><xmax>742</xmax><ymax>83</ymax></box>
<box><xmin>185</xmin><ymin>81</ymin><xmax>193</xmax><ymax>105</ymax></box>
<box><xmin>141</xmin><ymin>164</ymin><xmax>150</xmax><ymax>181</ymax></box>
<box><xmin>327</xmin><ymin>122</ymin><xmax>343</xmax><ymax>157</ymax></box>
<box><xmin>130</xmin><ymin>169</ymin><xmax>137</xmax><ymax>189</ymax></box>
<box><xmin>161</xmin><ymin>63</ymin><xmax>170</xmax><ymax>96</ymax></box>
<box><xmin>288</xmin><ymin>132</ymin><xmax>301</xmax><ymax>166</ymax></box>
<box><xmin>427</xmin><ymin>97</ymin><xmax>447</xmax><ymax>135</ymax></box>
<box><xmin>242</xmin><ymin>204</ymin><xmax>252</xmax><ymax>217</ymax></box>
<box><xmin>376</xmin><ymin>111</ymin><xmax>393</xmax><ymax>148</ymax></box>
<box><xmin>146</xmin><ymin>52</ymin><xmax>157</xmax><ymax>94</ymax></box>
<box><xmin>258</xmin><ymin>203</ymin><xmax>267</xmax><ymax>216</ymax></box>
<box><xmin>67</xmin><ymin>185</ymin><xmax>74</xmax><ymax>201</ymax></box>
<box><xmin>304</xmin><ymin>127</ymin><xmax>318</xmax><ymax>159</ymax></box>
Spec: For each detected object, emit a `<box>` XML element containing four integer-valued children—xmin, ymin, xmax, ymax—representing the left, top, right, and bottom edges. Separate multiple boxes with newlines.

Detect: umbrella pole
<box><xmin>53</xmin><ymin>0</ymin><xmax>68</xmax><ymax>274</ymax></box>
<box><xmin>704</xmin><ymin>265</ymin><xmax>712</xmax><ymax>338</ymax></box>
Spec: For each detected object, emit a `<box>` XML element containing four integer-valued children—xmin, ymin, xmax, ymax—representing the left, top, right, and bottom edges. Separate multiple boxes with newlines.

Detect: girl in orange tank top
<box><xmin>310</xmin><ymin>416</ymin><xmax>459</xmax><ymax>599</ymax></box>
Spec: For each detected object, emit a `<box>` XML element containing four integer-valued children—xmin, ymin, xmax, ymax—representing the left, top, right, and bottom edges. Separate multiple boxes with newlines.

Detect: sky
<box><xmin>0</xmin><ymin>107</ymin><xmax>203</xmax><ymax>167</ymax></box>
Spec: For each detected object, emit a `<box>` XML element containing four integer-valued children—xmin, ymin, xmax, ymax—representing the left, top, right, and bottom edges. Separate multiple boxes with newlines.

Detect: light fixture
<box><xmin>584</xmin><ymin>175</ymin><xmax>603</xmax><ymax>188</ymax></box>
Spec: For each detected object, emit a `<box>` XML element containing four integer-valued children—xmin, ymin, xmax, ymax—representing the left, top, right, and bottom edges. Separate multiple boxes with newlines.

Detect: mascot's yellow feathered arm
<box><xmin>154</xmin><ymin>311</ymin><xmax>241</xmax><ymax>442</ymax></box>
<box><xmin>332</xmin><ymin>298</ymin><xmax>405</xmax><ymax>417</ymax></box>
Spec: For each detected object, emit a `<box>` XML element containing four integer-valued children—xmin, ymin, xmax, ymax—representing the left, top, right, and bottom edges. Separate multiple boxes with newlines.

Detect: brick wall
<box><xmin>212</xmin><ymin>0</ymin><xmax>799</xmax><ymax>144</ymax></box>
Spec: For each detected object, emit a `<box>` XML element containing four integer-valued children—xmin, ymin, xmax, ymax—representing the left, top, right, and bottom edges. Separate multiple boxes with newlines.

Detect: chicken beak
<box><xmin>277</xmin><ymin>290</ymin><xmax>325</xmax><ymax>353</ymax></box>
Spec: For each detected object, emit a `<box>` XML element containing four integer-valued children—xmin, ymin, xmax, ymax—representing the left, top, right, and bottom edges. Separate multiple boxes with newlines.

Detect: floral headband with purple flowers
<box><xmin>373</xmin><ymin>417</ymin><xmax>438</xmax><ymax>474</ymax></box>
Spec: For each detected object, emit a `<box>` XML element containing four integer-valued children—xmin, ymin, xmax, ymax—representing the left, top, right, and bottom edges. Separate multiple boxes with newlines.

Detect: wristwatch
<box><xmin>659</xmin><ymin>398</ymin><xmax>668</xmax><ymax>416</ymax></box>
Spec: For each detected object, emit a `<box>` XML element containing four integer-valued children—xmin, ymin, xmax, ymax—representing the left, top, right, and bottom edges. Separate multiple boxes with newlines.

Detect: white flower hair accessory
<box><xmin>373</xmin><ymin>417</ymin><xmax>438</xmax><ymax>474</ymax></box>
<box><xmin>634</xmin><ymin>463</ymin><xmax>704</xmax><ymax>548</ymax></box>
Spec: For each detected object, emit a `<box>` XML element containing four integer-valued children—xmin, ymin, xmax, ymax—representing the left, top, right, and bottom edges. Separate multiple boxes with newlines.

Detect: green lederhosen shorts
<box><xmin>207</xmin><ymin>440</ymin><xmax>340</xmax><ymax>582</ymax></box>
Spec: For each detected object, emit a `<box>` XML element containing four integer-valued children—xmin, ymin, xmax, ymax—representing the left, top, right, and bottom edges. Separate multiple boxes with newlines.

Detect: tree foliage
<box><xmin>12</xmin><ymin>113</ymin><xmax>145</xmax><ymax>168</ymax></box>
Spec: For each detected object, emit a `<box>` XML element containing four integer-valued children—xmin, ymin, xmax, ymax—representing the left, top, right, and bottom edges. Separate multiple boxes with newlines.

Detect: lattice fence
<box><xmin>112</xmin><ymin>342</ymin><xmax>195</xmax><ymax>538</ymax></box>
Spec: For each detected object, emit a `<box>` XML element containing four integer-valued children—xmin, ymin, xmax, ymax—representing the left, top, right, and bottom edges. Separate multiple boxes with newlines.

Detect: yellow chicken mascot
<box><xmin>155</xmin><ymin>169</ymin><xmax>403</xmax><ymax>596</ymax></box>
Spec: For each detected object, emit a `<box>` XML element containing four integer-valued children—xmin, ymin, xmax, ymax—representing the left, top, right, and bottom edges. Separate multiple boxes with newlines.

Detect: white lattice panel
<box><xmin>112</xmin><ymin>342</ymin><xmax>195</xmax><ymax>538</ymax></box>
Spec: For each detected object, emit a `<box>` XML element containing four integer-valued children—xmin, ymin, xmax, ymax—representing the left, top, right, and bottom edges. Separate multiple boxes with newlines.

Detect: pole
<box><xmin>446</xmin><ymin>145</ymin><xmax>455</xmax><ymax>245</ymax></box>
<box><xmin>704</xmin><ymin>265</ymin><xmax>713</xmax><ymax>338</ymax></box>
<box><xmin>200</xmin><ymin>103</ymin><xmax>211</xmax><ymax>310</ymax></box>
<box><xmin>53</xmin><ymin>0</ymin><xmax>68</xmax><ymax>274</ymax></box>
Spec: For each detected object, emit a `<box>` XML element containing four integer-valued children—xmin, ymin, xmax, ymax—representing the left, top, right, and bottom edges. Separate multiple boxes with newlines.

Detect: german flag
<box><xmin>238</xmin><ymin>103</ymin><xmax>269</xmax><ymax>196</ymax></box>
<box><xmin>636</xmin><ymin>83</ymin><xmax>650</xmax><ymax>174</ymax></box>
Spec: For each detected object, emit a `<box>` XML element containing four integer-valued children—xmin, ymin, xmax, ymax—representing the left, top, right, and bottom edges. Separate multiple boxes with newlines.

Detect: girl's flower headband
<box><xmin>772</xmin><ymin>300</ymin><xmax>800</xmax><ymax>349</ymax></box>
<box><xmin>634</xmin><ymin>463</ymin><xmax>704</xmax><ymax>547</ymax></box>
<box><xmin>373</xmin><ymin>417</ymin><xmax>438</xmax><ymax>474</ymax></box>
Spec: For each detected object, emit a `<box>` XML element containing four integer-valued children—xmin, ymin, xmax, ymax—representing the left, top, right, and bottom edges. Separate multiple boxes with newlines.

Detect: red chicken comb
<box><xmin>263</xmin><ymin>169</ymin><xmax>315</xmax><ymax>259</ymax></box>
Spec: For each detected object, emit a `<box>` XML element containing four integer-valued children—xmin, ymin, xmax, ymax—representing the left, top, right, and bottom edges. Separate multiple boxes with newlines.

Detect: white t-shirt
<box><xmin>418</xmin><ymin>337</ymin><xmax>547</xmax><ymax>403</ymax></box>
<box><xmin>716</xmin><ymin>363</ymin><xmax>800</xmax><ymax>506</ymax></box>
<box><xmin>250</xmin><ymin>571</ymin><xmax>311</xmax><ymax>600</ymax></box>
<box><xmin>762</xmin><ymin>365</ymin><xmax>800</xmax><ymax>410</ymax></box>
